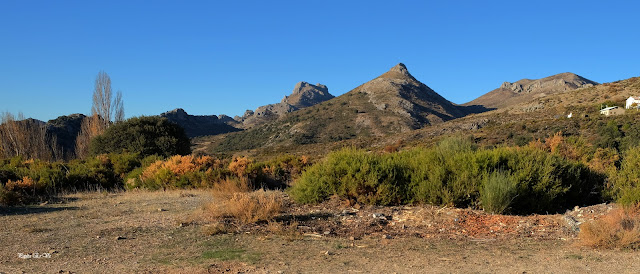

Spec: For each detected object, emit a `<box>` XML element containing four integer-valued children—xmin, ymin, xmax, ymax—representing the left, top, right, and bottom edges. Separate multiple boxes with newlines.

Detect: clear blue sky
<box><xmin>1</xmin><ymin>0</ymin><xmax>639</xmax><ymax>121</ymax></box>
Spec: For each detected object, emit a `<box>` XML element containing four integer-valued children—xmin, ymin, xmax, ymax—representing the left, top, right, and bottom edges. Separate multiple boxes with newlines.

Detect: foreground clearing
<box><xmin>0</xmin><ymin>190</ymin><xmax>637</xmax><ymax>273</ymax></box>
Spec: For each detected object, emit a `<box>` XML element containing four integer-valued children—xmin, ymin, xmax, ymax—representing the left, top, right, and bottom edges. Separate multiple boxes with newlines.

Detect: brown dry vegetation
<box><xmin>579</xmin><ymin>205</ymin><xmax>640</xmax><ymax>249</ymax></box>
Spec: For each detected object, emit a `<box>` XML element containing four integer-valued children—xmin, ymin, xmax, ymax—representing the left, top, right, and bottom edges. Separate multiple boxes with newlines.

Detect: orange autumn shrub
<box><xmin>127</xmin><ymin>155</ymin><xmax>229</xmax><ymax>190</ymax></box>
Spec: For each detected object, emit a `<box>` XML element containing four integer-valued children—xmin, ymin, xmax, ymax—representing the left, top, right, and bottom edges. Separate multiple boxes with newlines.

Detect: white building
<box><xmin>600</xmin><ymin>106</ymin><xmax>625</xmax><ymax>116</ymax></box>
<box><xmin>626</xmin><ymin>96</ymin><xmax>640</xmax><ymax>109</ymax></box>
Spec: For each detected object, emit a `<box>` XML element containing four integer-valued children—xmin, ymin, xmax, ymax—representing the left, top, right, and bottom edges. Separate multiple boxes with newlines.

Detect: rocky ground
<box><xmin>0</xmin><ymin>190</ymin><xmax>635</xmax><ymax>273</ymax></box>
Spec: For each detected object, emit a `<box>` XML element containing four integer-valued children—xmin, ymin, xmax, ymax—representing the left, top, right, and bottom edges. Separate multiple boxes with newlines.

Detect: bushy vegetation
<box><xmin>290</xmin><ymin>138</ymin><xmax>604</xmax><ymax>214</ymax></box>
<box><xmin>125</xmin><ymin>155</ymin><xmax>230</xmax><ymax>190</ymax></box>
<box><xmin>610</xmin><ymin>147</ymin><xmax>640</xmax><ymax>205</ymax></box>
<box><xmin>0</xmin><ymin>153</ymin><xmax>142</xmax><ymax>205</ymax></box>
<box><xmin>89</xmin><ymin>116</ymin><xmax>191</xmax><ymax>157</ymax></box>
<box><xmin>124</xmin><ymin>154</ymin><xmax>311</xmax><ymax>191</ymax></box>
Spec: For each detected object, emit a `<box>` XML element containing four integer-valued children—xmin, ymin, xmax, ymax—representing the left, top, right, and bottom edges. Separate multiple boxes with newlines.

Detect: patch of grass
<box><xmin>565</xmin><ymin>254</ymin><xmax>584</xmax><ymax>260</ymax></box>
<box><xmin>201</xmin><ymin>248</ymin><xmax>246</xmax><ymax>261</ymax></box>
<box><xmin>199</xmin><ymin>237</ymin><xmax>261</xmax><ymax>264</ymax></box>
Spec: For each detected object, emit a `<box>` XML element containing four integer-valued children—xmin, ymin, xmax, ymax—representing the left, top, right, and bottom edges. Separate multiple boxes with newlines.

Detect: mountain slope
<box><xmin>208</xmin><ymin>63</ymin><xmax>467</xmax><ymax>152</ymax></box>
<box><xmin>465</xmin><ymin>73</ymin><xmax>598</xmax><ymax>109</ymax></box>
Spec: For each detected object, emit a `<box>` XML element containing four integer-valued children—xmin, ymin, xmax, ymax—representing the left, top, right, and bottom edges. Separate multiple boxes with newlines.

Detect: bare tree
<box><xmin>113</xmin><ymin>90</ymin><xmax>125</xmax><ymax>123</ymax></box>
<box><xmin>0</xmin><ymin>111</ymin><xmax>54</xmax><ymax>160</ymax></box>
<box><xmin>74</xmin><ymin>114</ymin><xmax>105</xmax><ymax>159</ymax></box>
<box><xmin>91</xmin><ymin>71</ymin><xmax>124</xmax><ymax>126</ymax></box>
<box><xmin>75</xmin><ymin>71</ymin><xmax>125</xmax><ymax>158</ymax></box>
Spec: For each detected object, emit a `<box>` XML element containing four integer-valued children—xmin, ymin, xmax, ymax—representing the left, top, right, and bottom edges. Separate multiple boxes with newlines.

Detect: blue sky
<box><xmin>1</xmin><ymin>0</ymin><xmax>639</xmax><ymax>121</ymax></box>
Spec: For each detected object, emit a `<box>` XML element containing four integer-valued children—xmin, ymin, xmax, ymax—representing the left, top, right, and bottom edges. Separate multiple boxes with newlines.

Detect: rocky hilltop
<box><xmin>465</xmin><ymin>72</ymin><xmax>598</xmax><ymax>109</ymax></box>
<box><xmin>239</xmin><ymin>82</ymin><xmax>334</xmax><ymax>128</ymax></box>
<box><xmin>160</xmin><ymin>108</ymin><xmax>241</xmax><ymax>137</ymax></box>
<box><xmin>282</xmin><ymin>82</ymin><xmax>334</xmax><ymax>109</ymax></box>
<box><xmin>351</xmin><ymin>63</ymin><xmax>465</xmax><ymax>128</ymax></box>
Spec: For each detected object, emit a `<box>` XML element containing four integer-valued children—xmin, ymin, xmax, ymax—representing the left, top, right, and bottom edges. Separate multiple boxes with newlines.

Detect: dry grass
<box><xmin>579</xmin><ymin>205</ymin><xmax>640</xmax><ymax>249</ymax></box>
<box><xmin>211</xmin><ymin>177</ymin><xmax>252</xmax><ymax>199</ymax></box>
<box><xmin>205</xmin><ymin>190</ymin><xmax>284</xmax><ymax>225</ymax></box>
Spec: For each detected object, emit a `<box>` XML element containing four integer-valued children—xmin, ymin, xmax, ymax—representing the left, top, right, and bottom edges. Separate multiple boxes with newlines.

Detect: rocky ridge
<box><xmin>160</xmin><ymin>108</ymin><xmax>241</xmax><ymax>138</ymax></box>
<box><xmin>465</xmin><ymin>72</ymin><xmax>599</xmax><ymax>109</ymax></box>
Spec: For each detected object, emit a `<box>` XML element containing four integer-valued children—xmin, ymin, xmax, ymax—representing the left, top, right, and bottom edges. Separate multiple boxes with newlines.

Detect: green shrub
<box><xmin>248</xmin><ymin>155</ymin><xmax>311</xmax><ymax>189</ymax></box>
<box><xmin>89</xmin><ymin>116</ymin><xmax>190</xmax><ymax>158</ymax></box>
<box><xmin>610</xmin><ymin>147</ymin><xmax>640</xmax><ymax>205</ymax></box>
<box><xmin>290</xmin><ymin>138</ymin><xmax>605</xmax><ymax>214</ymax></box>
<box><xmin>480</xmin><ymin>171</ymin><xmax>517</xmax><ymax>214</ymax></box>
<box><xmin>290</xmin><ymin>148</ymin><xmax>411</xmax><ymax>205</ymax></box>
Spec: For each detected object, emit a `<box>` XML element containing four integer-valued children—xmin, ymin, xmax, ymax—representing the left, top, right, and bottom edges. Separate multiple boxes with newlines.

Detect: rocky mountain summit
<box><xmin>160</xmin><ymin>108</ymin><xmax>240</xmax><ymax>137</ymax></box>
<box><xmin>465</xmin><ymin>72</ymin><xmax>598</xmax><ymax>109</ymax></box>
<box><xmin>239</xmin><ymin>82</ymin><xmax>334</xmax><ymax>128</ymax></box>
<box><xmin>351</xmin><ymin>63</ymin><xmax>465</xmax><ymax>128</ymax></box>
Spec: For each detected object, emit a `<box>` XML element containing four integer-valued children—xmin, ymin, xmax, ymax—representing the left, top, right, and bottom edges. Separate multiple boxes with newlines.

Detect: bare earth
<box><xmin>1</xmin><ymin>190</ymin><xmax>638</xmax><ymax>273</ymax></box>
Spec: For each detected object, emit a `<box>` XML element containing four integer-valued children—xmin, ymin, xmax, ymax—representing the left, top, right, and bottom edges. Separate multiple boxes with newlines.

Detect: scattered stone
<box><xmin>324</xmin><ymin>250</ymin><xmax>333</xmax><ymax>255</ymax></box>
<box><xmin>158</xmin><ymin>208</ymin><xmax>167</xmax><ymax>212</ymax></box>
<box><xmin>382</xmin><ymin>234</ymin><xmax>392</xmax><ymax>239</ymax></box>
<box><xmin>116</xmin><ymin>236</ymin><xmax>127</xmax><ymax>240</ymax></box>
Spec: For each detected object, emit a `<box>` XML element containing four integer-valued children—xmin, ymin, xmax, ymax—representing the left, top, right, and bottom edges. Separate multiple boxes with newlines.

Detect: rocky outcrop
<box><xmin>282</xmin><ymin>82</ymin><xmax>334</xmax><ymax>109</ymax></box>
<box><xmin>239</xmin><ymin>82</ymin><xmax>334</xmax><ymax>128</ymax></box>
<box><xmin>465</xmin><ymin>72</ymin><xmax>599</xmax><ymax>109</ymax></box>
<box><xmin>160</xmin><ymin>108</ymin><xmax>241</xmax><ymax>137</ymax></box>
<box><xmin>45</xmin><ymin>114</ymin><xmax>86</xmax><ymax>159</ymax></box>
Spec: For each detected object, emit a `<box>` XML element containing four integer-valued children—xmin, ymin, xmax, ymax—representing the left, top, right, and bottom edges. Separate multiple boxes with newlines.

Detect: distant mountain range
<box><xmin>21</xmin><ymin>63</ymin><xmax>616</xmax><ymax>158</ymax></box>
<box><xmin>207</xmin><ymin>63</ymin><xmax>484</xmax><ymax>152</ymax></box>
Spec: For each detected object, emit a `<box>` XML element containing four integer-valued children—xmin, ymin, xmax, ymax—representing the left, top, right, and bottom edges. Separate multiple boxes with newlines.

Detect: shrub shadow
<box><xmin>0</xmin><ymin>205</ymin><xmax>80</xmax><ymax>216</ymax></box>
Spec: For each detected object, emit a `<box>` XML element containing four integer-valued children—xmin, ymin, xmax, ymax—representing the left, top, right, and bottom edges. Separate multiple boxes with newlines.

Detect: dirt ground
<box><xmin>1</xmin><ymin>190</ymin><xmax>638</xmax><ymax>273</ymax></box>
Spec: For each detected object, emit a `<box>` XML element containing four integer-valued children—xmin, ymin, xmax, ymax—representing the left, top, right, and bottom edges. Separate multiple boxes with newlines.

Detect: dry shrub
<box><xmin>545</xmin><ymin>131</ymin><xmax>564</xmax><ymax>154</ymax></box>
<box><xmin>211</xmin><ymin>177</ymin><xmax>251</xmax><ymax>199</ymax></box>
<box><xmin>229</xmin><ymin>156</ymin><xmax>252</xmax><ymax>177</ymax></box>
<box><xmin>579</xmin><ymin>206</ymin><xmax>640</xmax><ymax>249</ymax></box>
<box><xmin>206</xmin><ymin>190</ymin><xmax>283</xmax><ymax>225</ymax></box>
<box><xmin>4</xmin><ymin>176</ymin><xmax>36</xmax><ymax>192</ymax></box>
<box><xmin>1</xmin><ymin>176</ymin><xmax>38</xmax><ymax>205</ymax></box>
<box><xmin>133</xmin><ymin>155</ymin><xmax>224</xmax><ymax>189</ymax></box>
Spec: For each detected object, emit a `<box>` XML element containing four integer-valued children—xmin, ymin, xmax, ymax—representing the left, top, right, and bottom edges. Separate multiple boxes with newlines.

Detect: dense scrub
<box><xmin>90</xmin><ymin>116</ymin><xmax>191</xmax><ymax>157</ymax></box>
<box><xmin>0</xmin><ymin>152</ymin><xmax>310</xmax><ymax>206</ymax></box>
<box><xmin>0</xmin><ymin>154</ymin><xmax>141</xmax><ymax>205</ymax></box>
<box><xmin>290</xmin><ymin>138</ymin><xmax>605</xmax><ymax>214</ymax></box>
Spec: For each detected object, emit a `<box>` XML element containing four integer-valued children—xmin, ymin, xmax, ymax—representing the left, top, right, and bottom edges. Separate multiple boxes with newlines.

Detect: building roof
<box><xmin>601</xmin><ymin>106</ymin><xmax>619</xmax><ymax>111</ymax></box>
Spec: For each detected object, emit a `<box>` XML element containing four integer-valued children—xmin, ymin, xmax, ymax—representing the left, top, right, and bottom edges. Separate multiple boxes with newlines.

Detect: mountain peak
<box><xmin>380</xmin><ymin>63</ymin><xmax>415</xmax><ymax>80</ymax></box>
<box><xmin>390</xmin><ymin>63</ymin><xmax>409</xmax><ymax>74</ymax></box>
